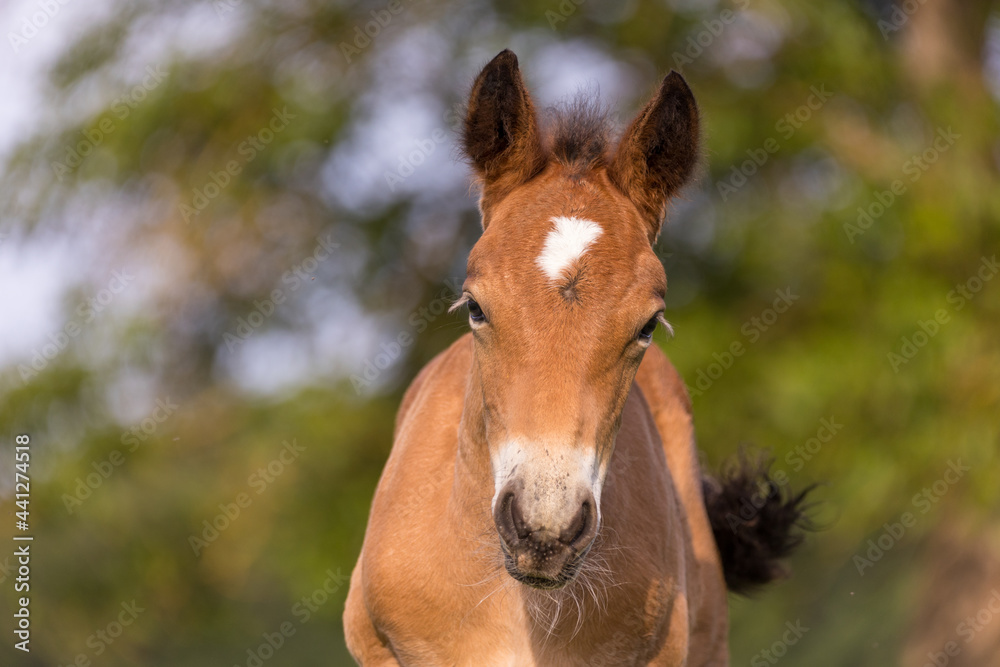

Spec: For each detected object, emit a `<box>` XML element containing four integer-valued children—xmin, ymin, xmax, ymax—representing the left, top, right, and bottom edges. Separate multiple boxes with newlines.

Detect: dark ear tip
<box><xmin>663</xmin><ymin>70</ymin><xmax>693</xmax><ymax>94</ymax></box>
<box><xmin>489</xmin><ymin>49</ymin><xmax>519</xmax><ymax>69</ymax></box>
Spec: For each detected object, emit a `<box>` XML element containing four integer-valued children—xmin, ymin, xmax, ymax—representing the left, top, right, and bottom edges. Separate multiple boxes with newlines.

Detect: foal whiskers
<box><xmin>456</xmin><ymin>518</ymin><xmax>633</xmax><ymax>646</ymax></box>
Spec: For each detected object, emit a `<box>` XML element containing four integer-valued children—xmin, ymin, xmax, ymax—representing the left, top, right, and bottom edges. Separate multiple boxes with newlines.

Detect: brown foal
<box><xmin>344</xmin><ymin>49</ymin><xmax>809</xmax><ymax>666</ymax></box>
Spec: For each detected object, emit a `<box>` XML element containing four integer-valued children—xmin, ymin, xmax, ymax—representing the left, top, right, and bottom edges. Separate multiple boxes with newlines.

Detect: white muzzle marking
<box><xmin>492</xmin><ymin>440</ymin><xmax>604</xmax><ymax>529</ymax></box>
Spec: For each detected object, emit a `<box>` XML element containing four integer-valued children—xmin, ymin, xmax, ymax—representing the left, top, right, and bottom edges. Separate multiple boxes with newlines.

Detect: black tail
<box><xmin>702</xmin><ymin>451</ymin><xmax>816</xmax><ymax>595</ymax></box>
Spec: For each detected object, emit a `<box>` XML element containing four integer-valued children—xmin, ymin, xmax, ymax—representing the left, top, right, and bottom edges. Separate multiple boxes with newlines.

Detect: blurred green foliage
<box><xmin>1</xmin><ymin>0</ymin><xmax>999</xmax><ymax>664</ymax></box>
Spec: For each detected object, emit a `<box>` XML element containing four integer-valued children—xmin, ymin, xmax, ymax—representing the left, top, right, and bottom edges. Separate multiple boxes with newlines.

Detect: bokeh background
<box><xmin>1</xmin><ymin>0</ymin><xmax>999</xmax><ymax>664</ymax></box>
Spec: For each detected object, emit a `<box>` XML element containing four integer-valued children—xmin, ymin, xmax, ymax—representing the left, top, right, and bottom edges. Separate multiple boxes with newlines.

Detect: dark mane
<box><xmin>545</xmin><ymin>93</ymin><xmax>616</xmax><ymax>172</ymax></box>
<box><xmin>460</xmin><ymin>49</ymin><xmax>700</xmax><ymax>235</ymax></box>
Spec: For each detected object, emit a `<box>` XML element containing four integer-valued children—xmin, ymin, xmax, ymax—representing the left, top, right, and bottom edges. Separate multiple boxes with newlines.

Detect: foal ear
<box><xmin>609</xmin><ymin>71</ymin><xmax>700</xmax><ymax>242</ymax></box>
<box><xmin>463</xmin><ymin>49</ymin><xmax>546</xmax><ymax>213</ymax></box>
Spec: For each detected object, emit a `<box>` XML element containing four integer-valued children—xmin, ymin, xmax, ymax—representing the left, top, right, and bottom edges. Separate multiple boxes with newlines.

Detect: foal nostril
<box><xmin>495</xmin><ymin>491</ymin><xmax>530</xmax><ymax>546</ymax></box>
<box><xmin>560</xmin><ymin>500</ymin><xmax>595</xmax><ymax>549</ymax></box>
<box><xmin>509</xmin><ymin>493</ymin><xmax>530</xmax><ymax>539</ymax></box>
<box><xmin>495</xmin><ymin>488</ymin><xmax>598</xmax><ymax>560</ymax></box>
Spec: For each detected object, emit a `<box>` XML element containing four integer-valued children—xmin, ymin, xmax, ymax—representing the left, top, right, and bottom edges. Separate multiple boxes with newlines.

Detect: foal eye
<box><xmin>467</xmin><ymin>299</ymin><xmax>486</xmax><ymax>324</ymax></box>
<box><xmin>638</xmin><ymin>316</ymin><xmax>658</xmax><ymax>342</ymax></box>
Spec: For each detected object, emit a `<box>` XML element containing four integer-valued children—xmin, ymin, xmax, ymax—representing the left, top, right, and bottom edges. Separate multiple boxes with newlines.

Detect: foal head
<box><xmin>456</xmin><ymin>50</ymin><xmax>699</xmax><ymax>589</ymax></box>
